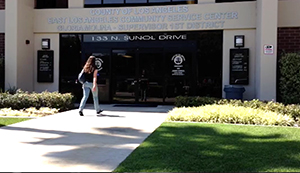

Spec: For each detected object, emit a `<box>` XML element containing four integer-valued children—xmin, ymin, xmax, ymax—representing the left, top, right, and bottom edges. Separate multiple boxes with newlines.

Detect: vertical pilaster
<box><xmin>5</xmin><ymin>0</ymin><xmax>34</xmax><ymax>91</ymax></box>
<box><xmin>69</xmin><ymin>0</ymin><xmax>84</xmax><ymax>8</ymax></box>
<box><xmin>255</xmin><ymin>0</ymin><xmax>278</xmax><ymax>101</ymax></box>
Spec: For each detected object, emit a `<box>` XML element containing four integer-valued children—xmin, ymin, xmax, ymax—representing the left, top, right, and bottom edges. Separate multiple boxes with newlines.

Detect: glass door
<box><xmin>80</xmin><ymin>48</ymin><xmax>111</xmax><ymax>103</ymax></box>
<box><xmin>111</xmin><ymin>48</ymin><xmax>165</xmax><ymax>103</ymax></box>
<box><xmin>110</xmin><ymin>47</ymin><xmax>193</xmax><ymax>104</ymax></box>
<box><xmin>90</xmin><ymin>52</ymin><xmax>110</xmax><ymax>102</ymax></box>
<box><xmin>138</xmin><ymin>48</ymin><xmax>164</xmax><ymax>103</ymax></box>
<box><xmin>111</xmin><ymin>49</ymin><xmax>137</xmax><ymax>103</ymax></box>
<box><xmin>164</xmin><ymin>49</ymin><xmax>195</xmax><ymax>103</ymax></box>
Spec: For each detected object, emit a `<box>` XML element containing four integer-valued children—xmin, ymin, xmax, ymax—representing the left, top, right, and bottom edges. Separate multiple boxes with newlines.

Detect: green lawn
<box><xmin>0</xmin><ymin>117</ymin><xmax>31</xmax><ymax>127</ymax></box>
<box><xmin>114</xmin><ymin>122</ymin><xmax>300</xmax><ymax>172</ymax></box>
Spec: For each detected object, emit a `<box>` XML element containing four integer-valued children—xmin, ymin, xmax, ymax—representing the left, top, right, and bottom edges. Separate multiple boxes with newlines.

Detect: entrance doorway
<box><xmin>164</xmin><ymin>49</ymin><xmax>195</xmax><ymax>103</ymax></box>
<box><xmin>59</xmin><ymin>31</ymin><xmax>223</xmax><ymax>104</ymax></box>
<box><xmin>111</xmin><ymin>49</ymin><xmax>136</xmax><ymax>103</ymax></box>
<box><xmin>111</xmin><ymin>48</ymin><xmax>165</xmax><ymax>103</ymax></box>
<box><xmin>138</xmin><ymin>48</ymin><xmax>164</xmax><ymax>103</ymax></box>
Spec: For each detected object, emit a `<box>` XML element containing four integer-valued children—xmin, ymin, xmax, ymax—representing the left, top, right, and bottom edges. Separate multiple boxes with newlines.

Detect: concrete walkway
<box><xmin>0</xmin><ymin>104</ymin><xmax>174</xmax><ymax>172</ymax></box>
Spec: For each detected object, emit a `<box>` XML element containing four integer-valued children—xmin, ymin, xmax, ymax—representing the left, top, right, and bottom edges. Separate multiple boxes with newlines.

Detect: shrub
<box><xmin>167</xmin><ymin>105</ymin><xmax>295</xmax><ymax>127</ymax></box>
<box><xmin>175</xmin><ymin>96</ymin><xmax>220</xmax><ymax>107</ymax></box>
<box><xmin>217</xmin><ymin>99</ymin><xmax>268</xmax><ymax>109</ymax></box>
<box><xmin>279</xmin><ymin>52</ymin><xmax>300</xmax><ymax>104</ymax></box>
<box><xmin>176</xmin><ymin>97</ymin><xmax>300</xmax><ymax>122</ymax></box>
<box><xmin>217</xmin><ymin>99</ymin><xmax>244</xmax><ymax>107</ymax></box>
<box><xmin>5</xmin><ymin>86</ymin><xmax>19</xmax><ymax>94</ymax></box>
<box><xmin>0</xmin><ymin>90</ymin><xmax>75</xmax><ymax>111</ymax></box>
<box><xmin>218</xmin><ymin>99</ymin><xmax>300</xmax><ymax>122</ymax></box>
<box><xmin>35</xmin><ymin>91</ymin><xmax>75</xmax><ymax>111</ymax></box>
<box><xmin>285</xmin><ymin>104</ymin><xmax>300</xmax><ymax>122</ymax></box>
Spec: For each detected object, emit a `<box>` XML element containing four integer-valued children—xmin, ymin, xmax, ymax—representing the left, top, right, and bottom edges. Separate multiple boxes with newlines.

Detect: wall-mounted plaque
<box><xmin>230</xmin><ymin>48</ymin><xmax>249</xmax><ymax>85</ymax></box>
<box><xmin>38</xmin><ymin>50</ymin><xmax>54</xmax><ymax>83</ymax></box>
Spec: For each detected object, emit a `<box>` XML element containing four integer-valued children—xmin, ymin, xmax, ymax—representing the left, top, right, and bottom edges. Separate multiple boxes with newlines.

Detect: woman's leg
<box><xmin>91</xmin><ymin>85</ymin><xmax>100</xmax><ymax>112</ymax></box>
<box><xmin>144</xmin><ymin>89</ymin><xmax>147</xmax><ymax>101</ymax></box>
<box><xmin>79</xmin><ymin>83</ymin><xmax>91</xmax><ymax>112</ymax></box>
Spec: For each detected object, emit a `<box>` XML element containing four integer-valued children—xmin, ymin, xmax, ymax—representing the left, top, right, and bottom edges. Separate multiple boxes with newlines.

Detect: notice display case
<box><xmin>230</xmin><ymin>48</ymin><xmax>249</xmax><ymax>85</ymax></box>
<box><xmin>38</xmin><ymin>50</ymin><xmax>54</xmax><ymax>83</ymax></box>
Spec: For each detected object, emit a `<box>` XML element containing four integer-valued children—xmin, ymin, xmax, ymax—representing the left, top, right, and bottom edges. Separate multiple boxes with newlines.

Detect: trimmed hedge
<box><xmin>167</xmin><ymin>105</ymin><xmax>296</xmax><ymax>127</ymax></box>
<box><xmin>217</xmin><ymin>99</ymin><xmax>300</xmax><ymax>121</ymax></box>
<box><xmin>175</xmin><ymin>96</ymin><xmax>300</xmax><ymax>122</ymax></box>
<box><xmin>0</xmin><ymin>90</ymin><xmax>75</xmax><ymax>111</ymax></box>
<box><xmin>175</xmin><ymin>96</ymin><xmax>220</xmax><ymax>107</ymax></box>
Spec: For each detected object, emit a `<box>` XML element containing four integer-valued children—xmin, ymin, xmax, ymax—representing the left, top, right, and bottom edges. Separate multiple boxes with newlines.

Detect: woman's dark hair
<box><xmin>83</xmin><ymin>56</ymin><xmax>96</xmax><ymax>74</ymax></box>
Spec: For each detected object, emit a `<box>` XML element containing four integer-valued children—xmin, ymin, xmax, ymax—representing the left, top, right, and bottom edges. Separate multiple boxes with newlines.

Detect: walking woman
<box><xmin>78</xmin><ymin>56</ymin><xmax>103</xmax><ymax>116</ymax></box>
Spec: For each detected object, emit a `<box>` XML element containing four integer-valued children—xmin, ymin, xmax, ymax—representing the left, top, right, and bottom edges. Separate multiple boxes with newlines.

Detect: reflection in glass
<box><xmin>126</xmin><ymin>0</ymin><xmax>147</xmax><ymax>3</ymax></box>
<box><xmin>85</xmin><ymin>0</ymin><xmax>101</xmax><ymax>5</ymax></box>
<box><xmin>91</xmin><ymin>52</ymin><xmax>110</xmax><ymax>77</ymax></box>
<box><xmin>112</xmin><ymin>49</ymin><xmax>136</xmax><ymax>103</ymax></box>
<box><xmin>103</xmin><ymin>0</ymin><xmax>124</xmax><ymax>4</ymax></box>
<box><xmin>172</xmin><ymin>0</ymin><xmax>196</xmax><ymax>3</ymax></box>
<box><xmin>36</xmin><ymin>0</ymin><xmax>68</xmax><ymax>9</ymax></box>
<box><xmin>149</xmin><ymin>0</ymin><xmax>169</xmax><ymax>2</ymax></box>
<box><xmin>139</xmin><ymin>50</ymin><xmax>164</xmax><ymax>103</ymax></box>
<box><xmin>59</xmin><ymin>34</ymin><xmax>82</xmax><ymax>102</ymax></box>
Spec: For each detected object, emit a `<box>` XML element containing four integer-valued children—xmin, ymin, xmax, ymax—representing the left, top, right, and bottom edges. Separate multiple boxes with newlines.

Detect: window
<box><xmin>126</xmin><ymin>0</ymin><xmax>147</xmax><ymax>3</ymax></box>
<box><xmin>36</xmin><ymin>0</ymin><xmax>68</xmax><ymax>9</ymax></box>
<box><xmin>172</xmin><ymin>0</ymin><xmax>196</xmax><ymax>4</ymax></box>
<box><xmin>215</xmin><ymin>0</ymin><xmax>255</xmax><ymax>3</ymax></box>
<box><xmin>0</xmin><ymin>0</ymin><xmax>5</xmax><ymax>10</ymax></box>
<box><xmin>103</xmin><ymin>0</ymin><xmax>124</xmax><ymax>4</ymax></box>
<box><xmin>149</xmin><ymin>0</ymin><xmax>170</xmax><ymax>3</ymax></box>
<box><xmin>85</xmin><ymin>0</ymin><xmax>102</xmax><ymax>5</ymax></box>
<box><xmin>85</xmin><ymin>0</ymin><xmax>197</xmax><ymax>7</ymax></box>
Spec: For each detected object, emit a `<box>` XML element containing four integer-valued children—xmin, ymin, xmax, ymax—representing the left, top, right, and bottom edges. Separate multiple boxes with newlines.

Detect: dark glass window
<box><xmin>59</xmin><ymin>34</ymin><xmax>82</xmax><ymax>102</ymax></box>
<box><xmin>216</xmin><ymin>0</ymin><xmax>255</xmax><ymax>3</ymax></box>
<box><xmin>103</xmin><ymin>0</ymin><xmax>124</xmax><ymax>4</ymax></box>
<box><xmin>36</xmin><ymin>0</ymin><xmax>68</xmax><ymax>9</ymax></box>
<box><xmin>85</xmin><ymin>0</ymin><xmax>198</xmax><ymax>7</ymax></box>
<box><xmin>0</xmin><ymin>0</ymin><xmax>5</xmax><ymax>10</ymax></box>
<box><xmin>85</xmin><ymin>0</ymin><xmax>102</xmax><ymax>5</ymax></box>
<box><xmin>172</xmin><ymin>0</ymin><xmax>196</xmax><ymax>4</ymax></box>
<box><xmin>126</xmin><ymin>0</ymin><xmax>147</xmax><ymax>3</ymax></box>
<box><xmin>149</xmin><ymin>0</ymin><xmax>170</xmax><ymax>3</ymax></box>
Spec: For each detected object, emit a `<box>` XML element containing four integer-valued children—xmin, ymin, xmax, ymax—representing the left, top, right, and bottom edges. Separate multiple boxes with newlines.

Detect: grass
<box><xmin>114</xmin><ymin>122</ymin><xmax>300</xmax><ymax>172</ymax></box>
<box><xmin>0</xmin><ymin>117</ymin><xmax>31</xmax><ymax>127</ymax></box>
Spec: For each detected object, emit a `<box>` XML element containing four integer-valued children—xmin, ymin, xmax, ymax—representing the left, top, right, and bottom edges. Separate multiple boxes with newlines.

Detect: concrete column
<box><xmin>255</xmin><ymin>0</ymin><xmax>278</xmax><ymax>101</ymax></box>
<box><xmin>69</xmin><ymin>0</ymin><xmax>84</xmax><ymax>8</ymax></box>
<box><xmin>5</xmin><ymin>0</ymin><xmax>34</xmax><ymax>91</ymax></box>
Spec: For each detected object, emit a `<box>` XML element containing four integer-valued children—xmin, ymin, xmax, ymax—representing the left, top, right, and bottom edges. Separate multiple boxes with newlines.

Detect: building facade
<box><xmin>0</xmin><ymin>0</ymin><xmax>299</xmax><ymax>104</ymax></box>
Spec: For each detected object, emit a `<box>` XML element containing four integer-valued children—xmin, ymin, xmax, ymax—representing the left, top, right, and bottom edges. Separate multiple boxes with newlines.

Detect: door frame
<box><xmin>136</xmin><ymin>47</ymin><xmax>165</xmax><ymax>103</ymax></box>
<box><xmin>110</xmin><ymin>47</ymin><xmax>165</xmax><ymax>103</ymax></box>
<box><xmin>110</xmin><ymin>48</ymin><xmax>138</xmax><ymax>103</ymax></box>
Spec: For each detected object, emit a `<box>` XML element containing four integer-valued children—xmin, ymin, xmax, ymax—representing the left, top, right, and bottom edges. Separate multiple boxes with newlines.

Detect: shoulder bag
<box><xmin>78</xmin><ymin>69</ymin><xmax>86</xmax><ymax>84</ymax></box>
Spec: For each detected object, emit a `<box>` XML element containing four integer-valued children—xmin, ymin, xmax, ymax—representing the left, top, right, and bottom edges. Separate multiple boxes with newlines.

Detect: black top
<box><xmin>139</xmin><ymin>78</ymin><xmax>148</xmax><ymax>89</ymax></box>
<box><xmin>84</xmin><ymin>71</ymin><xmax>94</xmax><ymax>82</ymax></box>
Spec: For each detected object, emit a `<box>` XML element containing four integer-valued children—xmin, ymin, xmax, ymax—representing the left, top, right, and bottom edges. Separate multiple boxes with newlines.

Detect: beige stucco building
<box><xmin>0</xmin><ymin>0</ymin><xmax>299</xmax><ymax>104</ymax></box>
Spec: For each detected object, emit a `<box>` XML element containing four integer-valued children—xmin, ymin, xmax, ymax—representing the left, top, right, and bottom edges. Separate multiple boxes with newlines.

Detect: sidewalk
<box><xmin>0</xmin><ymin>104</ymin><xmax>174</xmax><ymax>172</ymax></box>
